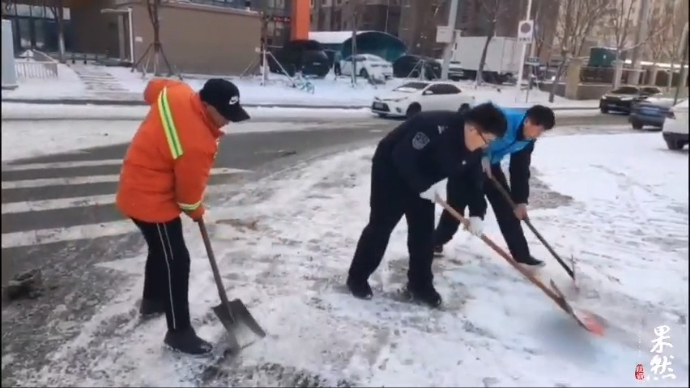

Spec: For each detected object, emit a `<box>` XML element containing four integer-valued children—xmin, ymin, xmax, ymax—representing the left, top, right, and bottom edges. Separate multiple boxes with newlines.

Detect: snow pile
<box><xmin>3</xmin><ymin>64</ymin><xmax>599</xmax><ymax>108</ymax></box>
<box><xmin>18</xmin><ymin>131</ymin><xmax>688</xmax><ymax>386</ymax></box>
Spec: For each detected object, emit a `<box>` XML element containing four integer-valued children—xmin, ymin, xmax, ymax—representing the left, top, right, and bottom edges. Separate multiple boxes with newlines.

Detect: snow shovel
<box><xmin>488</xmin><ymin>176</ymin><xmax>577</xmax><ymax>284</ymax></box>
<box><xmin>198</xmin><ymin>218</ymin><xmax>267</xmax><ymax>354</ymax></box>
<box><xmin>433</xmin><ymin>195</ymin><xmax>604</xmax><ymax>336</ymax></box>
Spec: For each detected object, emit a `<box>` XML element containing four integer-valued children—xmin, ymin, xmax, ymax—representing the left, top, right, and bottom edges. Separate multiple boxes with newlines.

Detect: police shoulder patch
<box><xmin>412</xmin><ymin>131</ymin><xmax>430</xmax><ymax>150</ymax></box>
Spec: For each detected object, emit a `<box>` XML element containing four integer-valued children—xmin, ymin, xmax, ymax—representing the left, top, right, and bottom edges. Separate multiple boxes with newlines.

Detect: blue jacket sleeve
<box><xmin>391</xmin><ymin>117</ymin><xmax>439</xmax><ymax>193</ymax></box>
<box><xmin>508</xmin><ymin>141</ymin><xmax>534</xmax><ymax>204</ymax></box>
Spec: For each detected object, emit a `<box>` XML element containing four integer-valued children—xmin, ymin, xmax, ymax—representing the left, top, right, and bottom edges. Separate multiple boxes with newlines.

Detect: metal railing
<box><xmin>15</xmin><ymin>50</ymin><xmax>59</xmax><ymax>80</ymax></box>
<box><xmin>15</xmin><ymin>61</ymin><xmax>58</xmax><ymax>79</ymax></box>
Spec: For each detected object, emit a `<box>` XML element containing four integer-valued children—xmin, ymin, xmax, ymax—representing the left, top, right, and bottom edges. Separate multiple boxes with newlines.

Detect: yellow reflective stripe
<box><xmin>157</xmin><ymin>88</ymin><xmax>183</xmax><ymax>160</ymax></box>
<box><xmin>178</xmin><ymin>201</ymin><xmax>202</xmax><ymax>211</ymax></box>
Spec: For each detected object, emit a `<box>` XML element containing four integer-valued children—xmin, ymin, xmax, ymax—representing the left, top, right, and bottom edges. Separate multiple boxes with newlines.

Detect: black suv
<box><xmin>268</xmin><ymin>40</ymin><xmax>330</xmax><ymax>78</ymax></box>
<box><xmin>599</xmin><ymin>86</ymin><xmax>662</xmax><ymax>114</ymax></box>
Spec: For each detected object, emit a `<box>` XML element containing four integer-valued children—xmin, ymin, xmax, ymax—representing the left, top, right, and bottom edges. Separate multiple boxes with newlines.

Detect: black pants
<box><xmin>434</xmin><ymin>167</ymin><xmax>531</xmax><ymax>260</ymax></box>
<box><xmin>133</xmin><ymin>217</ymin><xmax>191</xmax><ymax>332</ymax></box>
<box><xmin>348</xmin><ymin>156</ymin><xmax>436</xmax><ymax>287</ymax></box>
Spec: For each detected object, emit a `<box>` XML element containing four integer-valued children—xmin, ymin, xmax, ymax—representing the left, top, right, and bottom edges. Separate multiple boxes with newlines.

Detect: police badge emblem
<box><xmin>412</xmin><ymin>131</ymin><xmax>430</xmax><ymax>150</ymax></box>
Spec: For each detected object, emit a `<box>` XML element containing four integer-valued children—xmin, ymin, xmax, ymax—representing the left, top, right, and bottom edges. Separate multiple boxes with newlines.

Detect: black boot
<box><xmin>346</xmin><ymin>276</ymin><xmax>373</xmax><ymax>300</ymax></box>
<box><xmin>164</xmin><ymin>327</ymin><xmax>213</xmax><ymax>356</ymax></box>
<box><xmin>139</xmin><ymin>299</ymin><xmax>165</xmax><ymax>319</ymax></box>
<box><xmin>433</xmin><ymin>245</ymin><xmax>444</xmax><ymax>258</ymax></box>
<box><xmin>516</xmin><ymin>256</ymin><xmax>545</xmax><ymax>268</ymax></box>
<box><xmin>406</xmin><ymin>282</ymin><xmax>442</xmax><ymax>308</ymax></box>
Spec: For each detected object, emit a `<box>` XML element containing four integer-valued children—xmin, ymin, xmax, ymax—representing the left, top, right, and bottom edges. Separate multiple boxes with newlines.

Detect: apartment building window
<box><xmin>4</xmin><ymin>3</ymin><xmax>73</xmax><ymax>54</ymax></box>
<box><xmin>267</xmin><ymin>0</ymin><xmax>286</xmax><ymax>8</ymax></box>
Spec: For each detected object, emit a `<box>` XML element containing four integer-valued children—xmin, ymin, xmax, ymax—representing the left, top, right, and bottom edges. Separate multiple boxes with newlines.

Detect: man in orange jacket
<box><xmin>116</xmin><ymin>78</ymin><xmax>250</xmax><ymax>355</ymax></box>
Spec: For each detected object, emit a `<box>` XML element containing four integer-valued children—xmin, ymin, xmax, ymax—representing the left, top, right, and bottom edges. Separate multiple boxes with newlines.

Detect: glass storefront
<box><xmin>3</xmin><ymin>3</ymin><xmax>73</xmax><ymax>55</ymax></box>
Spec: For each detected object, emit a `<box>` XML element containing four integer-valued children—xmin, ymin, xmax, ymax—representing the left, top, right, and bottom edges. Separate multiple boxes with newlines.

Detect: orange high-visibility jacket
<box><xmin>116</xmin><ymin>79</ymin><xmax>223</xmax><ymax>223</ymax></box>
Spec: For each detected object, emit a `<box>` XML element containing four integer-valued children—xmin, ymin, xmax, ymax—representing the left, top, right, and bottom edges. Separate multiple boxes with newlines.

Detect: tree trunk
<box><xmin>152</xmin><ymin>1</ymin><xmax>161</xmax><ymax>76</ymax></box>
<box><xmin>56</xmin><ymin>3</ymin><xmax>66</xmax><ymax>64</ymax></box>
<box><xmin>476</xmin><ymin>33</ymin><xmax>493</xmax><ymax>85</ymax></box>
<box><xmin>548</xmin><ymin>55</ymin><xmax>567</xmax><ymax>103</ymax></box>
<box><xmin>612</xmin><ymin>50</ymin><xmax>623</xmax><ymax>89</ymax></box>
<box><xmin>667</xmin><ymin>60</ymin><xmax>675</xmax><ymax>91</ymax></box>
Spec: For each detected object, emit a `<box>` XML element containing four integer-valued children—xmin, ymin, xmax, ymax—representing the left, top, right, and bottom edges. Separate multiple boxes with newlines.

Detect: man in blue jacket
<box><xmin>433</xmin><ymin>104</ymin><xmax>556</xmax><ymax>267</ymax></box>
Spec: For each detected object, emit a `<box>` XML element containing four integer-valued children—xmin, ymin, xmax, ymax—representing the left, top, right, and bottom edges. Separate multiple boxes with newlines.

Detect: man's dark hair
<box><xmin>464</xmin><ymin>102</ymin><xmax>507</xmax><ymax>138</ymax></box>
<box><xmin>525</xmin><ymin>105</ymin><xmax>556</xmax><ymax>130</ymax></box>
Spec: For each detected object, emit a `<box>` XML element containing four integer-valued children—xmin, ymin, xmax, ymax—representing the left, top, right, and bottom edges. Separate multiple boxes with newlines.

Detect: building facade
<box><xmin>310</xmin><ymin>0</ymin><xmax>401</xmax><ymax>36</ymax></box>
<box><xmin>2</xmin><ymin>0</ymin><xmax>264</xmax><ymax>75</ymax></box>
<box><xmin>398</xmin><ymin>0</ymin><xmax>558</xmax><ymax>60</ymax></box>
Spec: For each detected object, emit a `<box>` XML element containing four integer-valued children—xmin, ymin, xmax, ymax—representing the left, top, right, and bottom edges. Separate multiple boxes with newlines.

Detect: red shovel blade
<box><xmin>573</xmin><ymin>308</ymin><xmax>605</xmax><ymax>336</ymax></box>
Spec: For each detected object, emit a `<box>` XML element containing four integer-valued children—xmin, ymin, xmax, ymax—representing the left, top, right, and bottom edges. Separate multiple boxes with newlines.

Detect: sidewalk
<box><xmin>1</xmin><ymin>97</ymin><xmax>367</xmax><ymax>110</ymax></box>
<box><xmin>2</xmin><ymin>97</ymin><xmax>599</xmax><ymax>111</ymax></box>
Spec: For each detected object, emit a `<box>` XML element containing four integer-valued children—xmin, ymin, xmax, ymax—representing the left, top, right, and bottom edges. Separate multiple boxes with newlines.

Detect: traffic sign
<box><xmin>517</xmin><ymin>20</ymin><xmax>534</xmax><ymax>44</ymax></box>
<box><xmin>436</xmin><ymin>26</ymin><xmax>453</xmax><ymax>43</ymax></box>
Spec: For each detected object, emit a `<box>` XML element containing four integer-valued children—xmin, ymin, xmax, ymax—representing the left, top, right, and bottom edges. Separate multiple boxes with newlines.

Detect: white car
<box><xmin>341</xmin><ymin>54</ymin><xmax>393</xmax><ymax>79</ymax></box>
<box><xmin>371</xmin><ymin>81</ymin><xmax>476</xmax><ymax>118</ymax></box>
<box><xmin>662</xmin><ymin>99</ymin><xmax>689</xmax><ymax>150</ymax></box>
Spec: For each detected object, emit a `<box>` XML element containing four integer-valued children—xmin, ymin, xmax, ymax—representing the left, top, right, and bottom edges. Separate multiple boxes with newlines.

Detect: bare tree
<box><xmin>132</xmin><ymin>0</ymin><xmax>177</xmax><ymax>78</ymax></box>
<box><xmin>46</xmin><ymin>0</ymin><xmax>67</xmax><ymax>64</ymax></box>
<box><xmin>661</xmin><ymin>0</ymin><xmax>689</xmax><ymax>90</ymax></box>
<box><xmin>543</xmin><ymin>0</ymin><xmax>609</xmax><ymax>102</ymax></box>
<box><xmin>602</xmin><ymin>0</ymin><xmax>667</xmax><ymax>87</ymax></box>
<box><xmin>412</xmin><ymin>0</ymin><xmax>446</xmax><ymax>58</ymax></box>
<box><xmin>644</xmin><ymin>0</ymin><xmax>674</xmax><ymax>65</ymax></box>
<box><xmin>475</xmin><ymin>0</ymin><xmax>504</xmax><ymax>85</ymax></box>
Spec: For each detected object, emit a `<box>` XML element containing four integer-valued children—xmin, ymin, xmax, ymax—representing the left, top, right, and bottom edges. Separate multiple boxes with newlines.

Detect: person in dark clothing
<box><xmin>346</xmin><ymin>103</ymin><xmax>508</xmax><ymax>308</ymax></box>
<box><xmin>433</xmin><ymin>105</ymin><xmax>556</xmax><ymax>268</ymax></box>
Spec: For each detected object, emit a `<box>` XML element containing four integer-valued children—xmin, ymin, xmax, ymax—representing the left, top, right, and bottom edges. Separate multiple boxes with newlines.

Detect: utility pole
<box><xmin>629</xmin><ymin>0</ymin><xmax>650</xmax><ymax>85</ymax></box>
<box><xmin>440</xmin><ymin>0</ymin><xmax>459</xmax><ymax>80</ymax></box>
<box><xmin>515</xmin><ymin>0</ymin><xmax>533</xmax><ymax>98</ymax></box>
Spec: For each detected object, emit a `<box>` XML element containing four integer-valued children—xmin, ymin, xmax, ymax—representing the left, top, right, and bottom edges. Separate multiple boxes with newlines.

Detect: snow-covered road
<box><xmin>8</xmin><ymin>130</ymin><xmax>686</xmax><ymax>387</ymax></box>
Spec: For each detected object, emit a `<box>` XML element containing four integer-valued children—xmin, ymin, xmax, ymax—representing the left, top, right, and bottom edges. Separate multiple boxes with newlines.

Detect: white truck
<box><xmin>451</xmin><ymin>36</ymin><xmax>522</xmax><ymax>84</ymax></box>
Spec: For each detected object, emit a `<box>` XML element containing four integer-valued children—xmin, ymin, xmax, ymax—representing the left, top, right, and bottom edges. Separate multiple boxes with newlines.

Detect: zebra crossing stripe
<box><xmin>0</xmin><ymin>183</ymin><xmax>243</xmax><ymax>214</ymax></box>
<box><xmin>1</xmin><ymin>219</ymin><xmax>138</xmax><ymax>249</ymax></box>
<box><xmin>2</xmin><ymin>159</ymin><xmax>125</xmax><ymax>171</ymax></box>
<box><xmin>1</xmin><ymin>168</ymin><xmax>251</xmax><ymax>189</ymax></box>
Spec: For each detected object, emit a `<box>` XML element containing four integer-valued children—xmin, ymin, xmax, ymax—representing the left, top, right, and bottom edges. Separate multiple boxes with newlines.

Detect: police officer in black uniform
<box><xmin>346</xmin><ymin>103</ymin><xmax>508</xmax><ymax>307</ymax></box>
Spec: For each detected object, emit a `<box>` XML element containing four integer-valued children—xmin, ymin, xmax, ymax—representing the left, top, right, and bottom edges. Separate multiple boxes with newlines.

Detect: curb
<box><xmin>1</xmin><ymin>98</ymin><xmax>598</xmax><ymax>111</ymax></box>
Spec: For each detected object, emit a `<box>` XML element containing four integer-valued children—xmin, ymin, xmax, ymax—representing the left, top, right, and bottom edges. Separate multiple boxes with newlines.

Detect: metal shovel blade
<box><xmin>212</xmin><ymin>298</ymin><xmax>266</xmax><ymax>352</ymax></box>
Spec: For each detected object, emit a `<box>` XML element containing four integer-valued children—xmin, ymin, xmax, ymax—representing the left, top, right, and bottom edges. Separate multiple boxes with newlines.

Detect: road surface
<box><xmin>1</xmin><ymin>113</ymin><xmax>631</xmax><ymax>386</ymax></box>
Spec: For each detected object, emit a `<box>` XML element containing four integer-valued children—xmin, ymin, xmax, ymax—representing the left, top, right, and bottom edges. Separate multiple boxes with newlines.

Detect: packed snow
<box><xmin>2</xmin><ymin>63</ymin><xmax>600</xmax><ymax>109</ymax></box>
<box><xmin>16</xmin><ymin>131</ymin><xmax>688</xmax><ymax>387</ymax></box>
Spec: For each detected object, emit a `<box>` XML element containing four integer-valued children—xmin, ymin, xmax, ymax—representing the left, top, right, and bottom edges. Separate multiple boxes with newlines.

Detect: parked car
<box><xmin>392</xmin><ymin>55</ymin><xmax>442</xmax><ymax>80</ymax></box>
<box><xmin>268</xmin><ymin>40</ymin><xmax>330</xmax><ymax>78</ymax></box>
<box><xmin>340</xmin><ymin>54</ymin><xmax>393</xmax><ymax>79</ymax></box>
<box><xmin>599</xmin><ymin>86</ymin><xmax>662</xmax><ymax>114</ymax></box>
<box><xmin>629</xmin><ymin>97</ymin><xmax>679</xmax><ymax>130</ymax></box>
<box><xmin>371</xmin><ymin>81</ymin><xmax>476</xmax><ymax>119</ymax></box>
<box><xmin>661</xmin><ymin>99</ymin><xmax>689</xmax><ymax>150</ymax></box>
